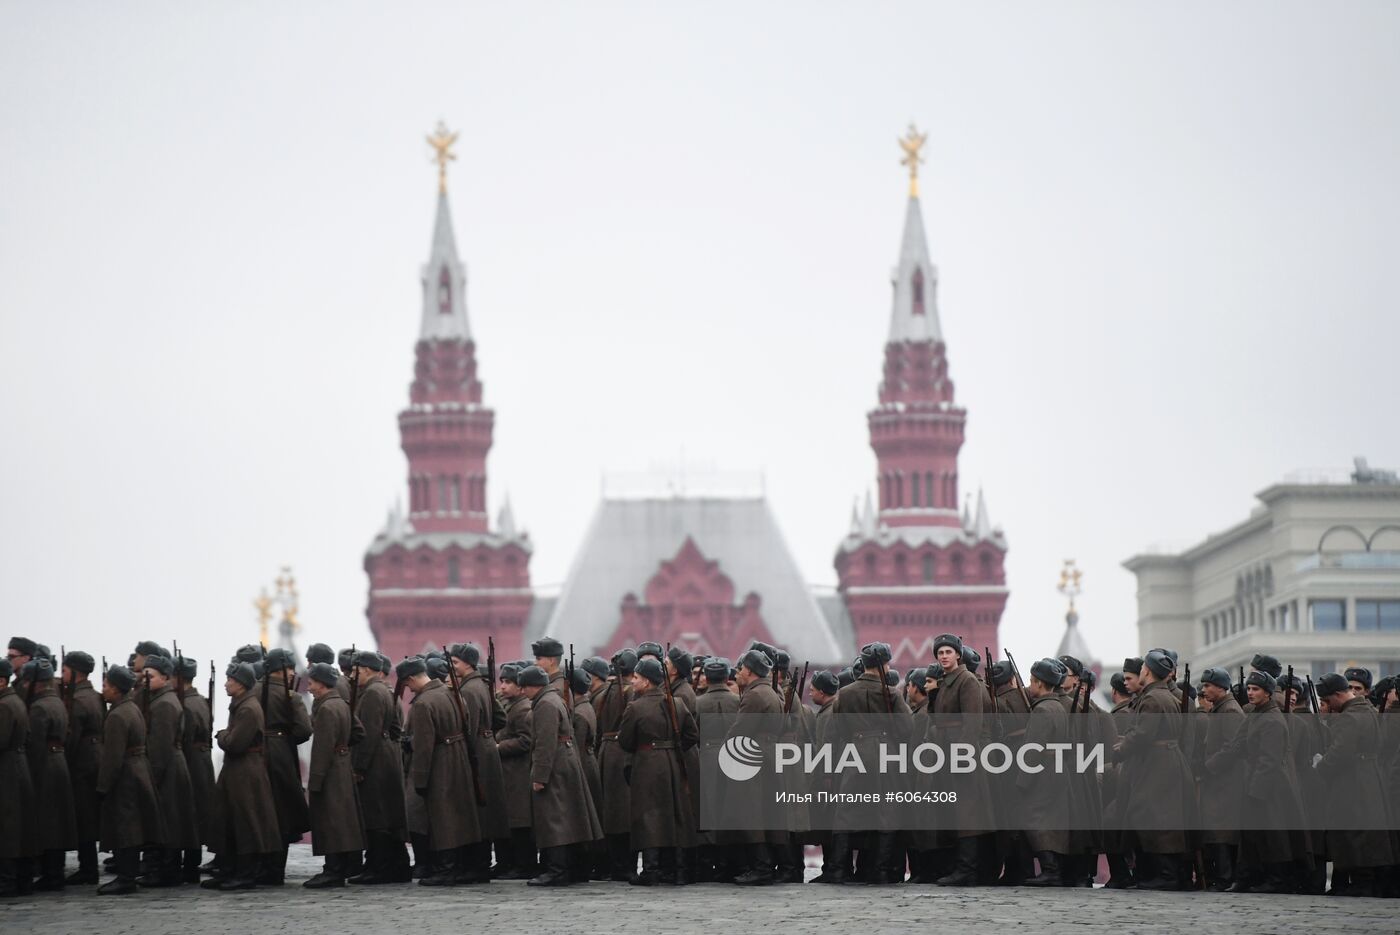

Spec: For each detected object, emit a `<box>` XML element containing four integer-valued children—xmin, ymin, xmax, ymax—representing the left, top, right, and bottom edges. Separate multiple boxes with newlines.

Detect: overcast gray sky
<box><xmin>3</xmin><ymin>1</ymin><xmax>1397</xmax><ymax>684</ymax></box>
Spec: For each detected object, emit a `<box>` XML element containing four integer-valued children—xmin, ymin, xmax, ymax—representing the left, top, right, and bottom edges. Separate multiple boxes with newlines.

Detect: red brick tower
<box><xmin>364</xmin><ymin>126</ymin><xmax>533</xmax><ymax>661</ymax></box>
<box><xmin>834</xmin><ymin>128</ymin><xmax>1008</xmax><ymax>668</ymax></box>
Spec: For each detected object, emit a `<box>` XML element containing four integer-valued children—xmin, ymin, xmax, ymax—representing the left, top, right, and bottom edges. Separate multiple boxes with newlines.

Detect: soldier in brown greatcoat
<box><xmin>94</xmin><ymin>665</ymin><xmax>162</xmax><ymax>895</ymax></box>
<box><xmin>806</xmin><ymin>668</ymin><xmax>842</xmax><ymax>884</ymax></box>
<box><xmin>203</xmin><ymin>662</ymin><xmax>281</xmax><ymax>891</ymax></box>
<box><xmin>176</xmin><ymin>655</ymin><xmax>215</xmax><ymax>882</ymax></box>
<box><xmin>256</xmin><ymin>648</ymin><xmax>312</xmax><ymax>885</ymax></box>
<box><xmin>0</xmin><ymin>658</ymin><xmax>35</xmax><ymax>897</ymax></box>
<box><xmin>1197</xmin><ymin>667</ymin><xmax>1245</xmax><ymax>891</ymax></box>
<box><xmin>594</xmin><ymin>648</ymin><xmax>636</xmax><ymax>880</ymax></box>
<box><xmin>569</xmin><ymin>667</ymin><xmax>602</xmax><ymax>823</ymax></box>
<box><xmin>519</xmin><ymin>664</ymin><xmax>603</xmax><ymax>887</ymax></box>
<box><xmin>140</xmin><ymin>654</ymin><xmax>200</xmax><ymax>887</ymax></box>
<box><xmin>302</xmin><ymin>663</ymin><xmax>365</xmax><ymax>888</ymax></box>
<box><xmin>398</xmin><ymin>655</ymin><xmax>483</xmax><ymax>886</ymax></box>
<box><xmin>618</xmin><ymin>656</ymin><xmax>698</xmax><ymax>885</ymax></box>
<box><xmin>1019</xmin><ymin>658</ymin><xmax>1072</xmax><ymax>886</ymax></box>
<box><xmin>495</xmin><ymin>662</ymin><xmax>536</xmax><ymax>879</ymax></box>
<box><xmin>727</xmin><ymin>648</ymin><xmax>787</xmax><ymax>886</ymax></box>
<box><xmin>924</xmin><ymin>634</ymin><xmax>995</xmax><ymax>886</ymax></box>
<box><xmin>664</xmin><ymin>646</ymin><xmax>704</xmax><ymax>883</ymax></box>
<box><xmin>449</xmin><ymin>642</ymin><xmax>508</xmax><ymax>882</ymax></box>
<box><xmin>1314</xmin><ymin>672</ymin><xmax>1395</xmax><ymax>895</ymax></box>
<box><xmin>22</xmin><ymin>657</ymin><xmax>77</xmax><ymax>891</ymax></box>
<box><xmin>348</xmin><ymin>650</ymin><xmax>410</xmax><ymax>884</ymax></box>
<box><xmin>61</xmin><ymin>650</ymin><xmax>104</xmax><ymax>885</ymax></box>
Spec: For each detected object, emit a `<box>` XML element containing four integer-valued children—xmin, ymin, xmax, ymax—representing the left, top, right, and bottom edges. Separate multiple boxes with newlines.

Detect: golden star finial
<box><xmin>898</xmin><ymin>123</ymin><xmax>928</xmax><ymax>198</ymax></box>
<box><xmin>427</xmin><ymin>120</ymin><xmax>459</xmax><ymax>195</ymax></box>
<box><xmin>1057</xmin><ymin>559</ymin><xmax>1083</xmax><ymax>612</ymax></box>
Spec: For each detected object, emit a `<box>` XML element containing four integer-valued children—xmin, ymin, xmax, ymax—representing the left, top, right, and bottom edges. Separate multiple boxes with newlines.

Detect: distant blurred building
<box><xmin>1124</xmin><ymin>459</ymin><xmax>1400</xmax><ymax>677</ymax></box>
<box><xmin>366</xmin><ymin>127</ymin><xmax>1008</xmax><ymax>667</ymax></box>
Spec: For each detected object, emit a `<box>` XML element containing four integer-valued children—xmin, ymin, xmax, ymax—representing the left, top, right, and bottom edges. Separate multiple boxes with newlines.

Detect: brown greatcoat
<box><xmin>256</xmin><ymin>672</ymin><xmax>312</xmax><ymax>839</ymax></box>
<box><xmin>95</xmin><ymin>695</ymin><xmax>161</xmax><ymax>851</ymax></box>
<box><xmin>147</xmin><ymin>684</ymin><xmax>200</xmax><ymax>849</ymax></box>
<box><xmin>618</xmin><ymin>685</ymin><xmax>698</xmax><ymax>849</ymax></box>
<box><xmin>529</xmin><ymin>686</ymin><xmax>603</xmax><ymax>849</ymax></box>
<box><xmin>309</xmin><ymin>691</ymin><xmax>365</xmax><ymax>855</ymax></box>
<box><xmin>407</xmin><ymin>678</ymin><xmax>482</xmax><ymax>850</ymax></box>
<box><xmin>572</xmin><ymin>690</ymin><xmax>602</xmax><ymax>814</ymax></box>
<box><xmin>65</xmin><ymin>678</ymin><xmax>105</xmax><ymax>843</ymax></box>
<box><xmin>496</xmin><ymin>693</ymin><xmax>534</xmax><ymax>829</ymax></box>
<box><xmin>0</xmin><ymin>685</ymin><xmax>34</xmax><ymax>859</ymax></box>
<box><xmin>592</xmin><ymin>677</ymin><xmax>633</xmax><ymax>835</ymax></box>
<box><xmin>458</xmin><ymin>671</ymin><xmax>510</xmax><ymax>840</ymax></box>
<box><xmin>1017</xmin><ymin>693</ymin><xmax>1071</xmax><ymax>855</ymax></box>
<box><xmin>1204</xmin><ymin>696</ymin><xmax>1308</xmax><ymax>863</ymax></box>
<box><xmin>928</xmin><ymin>665</ymin><xmax>995</xmax><ymax>837</ymax></box>
<box><xmin>1198</xmin><ymin>694</ymin><xmax>1245</xmax><ymax>846</ymax></box>
<box><xmin>1314</xmin><ymin>694</ymin><xmax>1394</xmax><ymax>868</ymax></box>
<box><xmin>732</xmin><ymin>677</ymin><xmax>797</xmax><ymax>844</ymax></box>
<box><xmin>25</xmin><ymin>684</ymin><xmax>77</xmax><ymax>853</ymax></box>
<box><xmin>212</xmin><ymin>691</ymin><xmax>281</xmax><ymax>855</ymax></box>
<box><xmin>1117</xmin><ymin>678</ymin><xmax>1193</xmax><ymax>855</ymax></box>
<box><xmin>695</xmin><ymin>683</ymin><xmax>741</xmax><ymax>845</ymax></box>
<box><xmin>181</xmin><ymin>687</ymin><xmax>217</xmax><ymax>846</ymax></box>
<box><xmin>351</xmin><ymin>678</ymin><xmax>407</xmax><ymax>835</ymax></box>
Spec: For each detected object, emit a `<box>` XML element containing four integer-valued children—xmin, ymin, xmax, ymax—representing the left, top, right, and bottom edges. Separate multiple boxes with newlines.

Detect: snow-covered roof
<box><xmin>543</xmin><ymin>496</ymin><xmax>847</xmax><ymax>662</ymax></box>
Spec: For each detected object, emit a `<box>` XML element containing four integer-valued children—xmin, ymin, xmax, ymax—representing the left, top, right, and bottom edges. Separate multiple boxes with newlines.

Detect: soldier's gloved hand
<box><xmin>1311</xmin><ymin>753</ymin><xmax>1323</xmax><ymax>769</ymax></box>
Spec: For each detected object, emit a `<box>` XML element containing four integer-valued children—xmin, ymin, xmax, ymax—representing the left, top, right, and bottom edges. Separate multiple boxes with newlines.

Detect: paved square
<box><xmin>3</xmin><ymin>846</ymin><xmax>1397</xmax><ymax>933</ymax></box>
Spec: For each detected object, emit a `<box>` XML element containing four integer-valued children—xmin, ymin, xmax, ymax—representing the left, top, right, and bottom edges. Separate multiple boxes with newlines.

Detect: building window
<box><xmin>912</xmin><ymin>268</ymin><xmax>925</xmax><ymax>315</ymax></box>
<box><xmin>950</xmin><ymin>552</ymin><xmax>964</xmax><ymax>582</ymax></box>
<box><xmin>447</xmin><ymin>554</ymin><xmax>460</xmax><ymax>587</ymax></box>
<box><xmin>979</xmin><ymin>552</ymin><xmax>994</xmax><ymax>580</ymax></box>
<box><xmin>925</xmin><ymin>472</ymin><xmax>934</xmax><ymax>507</ymax></box>
<box><xmin>895</xmin><ymin>473</ymin><xmax>904</xmax><ymax>507</ymax></box>
<box><xmin>438</xmin><ymin>266</ymin><xmax>452</xmax><ymax>314</ymax></box>
<box><xmin>437</xmin><ymin>477</ymin><xmax>447</xmax><ymax>513</ymax></box>
<box><xmin>922</xmin><ymin>553</ymin><xmax>935</xmax><ymax>583</ymax></box>
<box><xmin>1202</xmin><ymin>619</ymin><xmax>1211</xmax><ymax>645</ymax></box>
<box><xmin>894</xmin><ymin>553</ymin><xmax>907</xmax><ymax>583</ymax></box>
<box><xmin>1358</xmin><ymin>601</ymin><xmax>1400</xmax><ymax>631</ymax></box>
<box><xmin>864</xmin><ymin>553</ymin><xmax>877</xmax><ymax>579</ymax></box>
<box><xmin>911</xmin><ymin>474</ymin><xmax>921</xmax><ymax>507</ymax></box>
<box><xmin>1311</xmin><ymin>600</ymin><xmax>1346</xmax><ymax>632</ymax></box>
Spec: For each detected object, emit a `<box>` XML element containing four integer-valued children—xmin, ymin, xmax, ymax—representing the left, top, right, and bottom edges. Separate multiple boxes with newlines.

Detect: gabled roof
<box><xmin>542</xmin><ymin>496</ymin><xmax>847</xmax><ymax>662</ymax></box>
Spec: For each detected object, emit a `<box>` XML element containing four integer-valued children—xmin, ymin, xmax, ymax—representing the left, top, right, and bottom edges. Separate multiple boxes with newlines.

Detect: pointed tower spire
<box><xmin>420</xmin><ymin>122</ymin><xmax>470</xmax><ymax>342</ymax></box>
<box><xmin>849</xmin><ymin>498</ymin><xmax>862</xmax><ymax>537</ymax></box>
<box><xmin>497</xmin><ymin>494</ymin><xmax>517</xmax><ymax>539</ymax></box>
<box><xmin>888</xmin><ymin>125</ymin><xmax>942</xmax><ymax>344</ymax></box>
<box><xmin>973</xmin><ymin>487</ymin><xmax>992</xmax><ymax>539</ymax></box>
<box><xmin>862</xmin><ymin>489</ymin><xmax>877</xmax><ymax>536</ymax></box>
<box><xmin>961</xmin><ymin>494</ymin><xmax>972</xmax><ymax>530</ymax></box>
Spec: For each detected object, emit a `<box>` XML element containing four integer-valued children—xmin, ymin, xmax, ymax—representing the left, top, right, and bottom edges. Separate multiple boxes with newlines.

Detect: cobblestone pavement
<box><xmin>6</xmin><ymin>847</ymin><xmax>1398</xmax><ymax>933</ymax></box>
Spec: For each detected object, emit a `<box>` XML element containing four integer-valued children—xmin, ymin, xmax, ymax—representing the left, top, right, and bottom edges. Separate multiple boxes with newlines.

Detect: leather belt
<box><xmin>264</xmin><ymin>729</ymin><xmax>287</xmax><ymax>738</ymax></box>
<box><xmin>380</xmin><ymin>730</ymin><xmax>392</xmax><ymax>739</ymax></box>
<box><xmin>557</xmin><ymin>737</ymin><xmax>574</xmax><ymax>746</ymax></box>
<box><xmin>637</xmin><ymin>741</ymin><xmax>677</xmax><ymax>751</ymax></box>
<box><xmin>173</xmin><ymin>742</ymin><xmax>183</xmax><ymax>750</ymax></box>
<box><xmin>1153</xmin><ymin>740</ymin><xmax>1179</xmax><ymax>748</ymax></box>
<box><xmin>601</xmin><ymin>731</ymin><xmax>620</xmax><ymax>741</ymax></box>
<box><xmin>85</xmin><ymin>735</ymin><xmax>102</xmax><ymax>745</ymax></box>
<box><xmin>335</xmin><ymin>744</ymin><xmax>350</xmax><ymax>755</ymax></box>
<box><xmin>125</xmin><ymin>745</ymin><xmax>147</xmax><ymax>757</ymax></box>
<box><xmin>478</xmin><ymin>729</ymin><xmax>494</xmax><ymax>738</ymax></box>
<box><xmin>438</xmin><ymin>733</ymin><xmax>465</xmax><ymax>746</ymax></box>
<box><xmin>195</xmin><ymin>743</ymin><xmax>212</xmax><ymax>752</ymax></box>
<box><xmin>48</xmin><ymin>742</ymin><xmax>65</xmax><ymax>753</ymax></box>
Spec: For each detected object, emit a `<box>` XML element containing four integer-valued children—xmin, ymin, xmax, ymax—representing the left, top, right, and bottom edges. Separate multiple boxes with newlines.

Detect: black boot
<box><xmin>32</xmin><ymin>850</ymin><xmax>66</xmax><ymax>891</ymax></box>
<box><xmin>98</xmin><ymin>848</ymin><xmax>141</xmax><ymax>896</ymax></box>
<box><xmin>0</xmin><ymin>859</ymin><xmax>16</xmax><ymax>898</ymax></box>
<box><xmin>489</xmin><ymin>837</ymin><xmax>513</xmax><ymax>879</ymax></box>
<box><xmin>773</xmin><ymin>840</ymin><xmax>801</xmax><ymax>884</ymax></box>
<box><xmin>410</xmin><ymin>833</ymin><xmax>432</xmax><ymax>880</ymax></box>
<box><xmin>817</xmin><ymin>834</ymin><xmax>851</xmax><ymax>884</ymax></box>
<box><xmin>734</xmin><ymin>844</ymin><xmax>774</xmax><ymax>886</ymax></box>
<box><xmin>630</xmin><ymin>848</ymin><xmax>664</xmax><ymax>886</ymax></box>
<box><xmin>500</xmin><ymin>828</ymin><xmax>538</xmax><ymax>880</ymax></box>
<box><xmin>1137</xmin><ymin>853</ymin><xmax>1179</xmax><ymax>891</ymax></box>
<box><xmin>418</xmin><ymin>849</ymin><xmax>459</xmax><ymax>887</ymax></box>
<box><xmin>304</xmin><ymin>853</ymin><xmax>349</xmax><ymax>888</ymax></box>
<box><xmin>453</xmin><ymin>843</ymin><xmax>489</xmax><ymax>884</ymax></box>
<box><xmin>1023</xmin><ymin>852</ymin><xmax>1063</xmax><ymax>887</ymax></box>
<box><xmin>256</xmin><ymin>845</ymin><xmax>288</xmax><ymax>886</ymax></box>
<box><xmin>378</xmin><ymin>833</ymin><xmax>412</xmax><ymax>883</ymax></box>
<box><xmin>868</xmin><ymin>833</ymin><xmax>902</xmax><ymax>885</ymax></box>
<box><xmin>528</xmin><ymin>846</ymin><xmax>571</xmax><ymax>887</ymax></box>
<box><xmin>1206</xmin><ymin>845</ymin><xmax>1232</xmax><ymax>892</ymax></box>
<box><xmin>215</xmin><ymin>854</ymin><xmax>261</xmax><ymax>891</ymax></box>
<box><xmin>67</xmin><ymin>840</ymin><xmax>99</xmax><ymax>885</ymax></box>
<box><xmin>1106</xmin><ymin>853</ymin><xmax>1136</xmax><ymax>889</ymax></box>
<box><xmin>935</xmin><ymin>836</ymin><xmax>979</xmax><ymax>886</ymax></box>
<box><xmin>605</xmin><ymin>833</ymin><xmax>631</xmax><ymax>882</ymax></box>
<box><xmin>675</xmin><ymin>847</ymin><xmax>699</xmax><ymax>885</ymax></box>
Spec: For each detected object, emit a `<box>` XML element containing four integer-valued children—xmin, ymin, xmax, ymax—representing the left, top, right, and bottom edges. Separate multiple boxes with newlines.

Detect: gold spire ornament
<box><xmin>426</xmin><ymin>120</ymin><xmax>459</xmax><ymax>194</ymax></box>
<box><xmin>1057</xmin><ymin>559</ymin><xmax>1083</xmax><ymax>613</ymax></box>
<box><xmin>898</xmin><ymin>123</ymin><xmax>928</xmax><ymax>198</ymax></box>
<box><xmin>253</xmin><ymin>588</ymin><xmax>274</xmax><ymax>648</ymax></box>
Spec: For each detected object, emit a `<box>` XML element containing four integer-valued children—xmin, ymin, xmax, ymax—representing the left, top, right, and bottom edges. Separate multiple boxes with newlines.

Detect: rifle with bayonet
<box><xmin>658</xmin><ymin>649</ymin><xmax>692</xmax><ymax>801</ymax></box>
<box><xmin>443</xmin><ymin>645</ymin><xmax>486</xmax><ymax>806</ymax></box>
<box><xmin>60</xmin><ymin>644</ymin><xmax>72</xmax><ymax>718</ymax></box>
<box><xmin>1283</xmin><ymin>665</ymin><xmax>1294</xmax><ymax>714</ymax></box>
<box><xmin>1004</xmin><ymin>649</ymin><xmax>1032</xmax><ymax>711</ymax></box>
<box><xmin>348</xmin><ymin>643</ymin><xmax>359</xmax><ymax>715</ymax></box>
<box><xmin>984</xmin><ymin>646</ymin><xmax>1003</xmax><ymax>737</ymax></box>
<box><xmin>564</xmin><ymin>643</ymin><xmax>575</xmax><ymax>713</ymax></box>
<box><xmin>796</xmin><ymin>661</ymin><xmax>809</xmax><ymax>712</ymax></box>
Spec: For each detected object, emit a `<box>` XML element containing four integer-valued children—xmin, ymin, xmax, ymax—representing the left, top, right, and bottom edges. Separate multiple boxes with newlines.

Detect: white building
<box><xmin>1124</xmin><ymin>459</ymin><xmax>1400</xmax><ymax>679</ymax></box>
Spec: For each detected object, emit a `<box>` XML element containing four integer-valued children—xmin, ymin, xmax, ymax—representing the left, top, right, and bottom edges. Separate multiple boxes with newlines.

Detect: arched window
<box><xmin>925</xmin><ymin>472</ymin><xmax>934</xmax><ymax>508</ymax></box>
<box><xmin>438</xmin><ymin>266</ymin><xmax>452</xmax><ymax>315</ymax></box>
<box><xmin>911</xmin><ymin>474</ymin><xmax>921</xmax><ymax>507</ymax></box>
<box><xmin>451</xmin><ymin>476</ymin><xmax>462</xmax><ymax>513</ymax></box>
<box><xmin>912</xmin><ymin>268</ymin><xmax>925</xmax><ymax>315</ymax></box>
<box><xmin>895</xmin><ymin>473</ymin><xmax>904</xmax><ymax>507</ymax></box>
<box><xmin>951</xmin><ymin>552</ymin><xmax>965</xmax><ymax>582</ymax></box>
<box><xmin>979</xmin><ymin>552</ymin><xmax>994</xmax><ymax>580</ymax></box>
<box><xmin>922</xmin><ymin>553</ymin><xmax>935</xmax><ymax>583</ymax></box>
<box><xmin>437</xmin><ymin>477</ymin><xmax>447</xmax><ymax>513</ymax></box>
<box><xmin>894</xmin><ymin>553</ymin><xmax>907</xmax><ymax>583</ymax></box>
<box><xmin>864</xmin><ymin>552</ymin><xmax>877</xmax><ymax>579</ymax></box>
<box><xmin>447</xmin><ymin>554</ymin><xmax>460</xmax><ymax>587</ymax></box>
